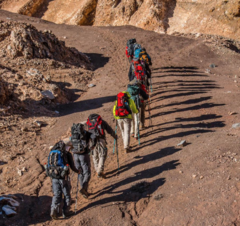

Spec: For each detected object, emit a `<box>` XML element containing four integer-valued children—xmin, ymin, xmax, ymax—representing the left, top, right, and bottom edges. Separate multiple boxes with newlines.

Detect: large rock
<box><xmin>0</xmin><ymin>21</ymin><xmax>92</xmax><ymax>69</ymax></box>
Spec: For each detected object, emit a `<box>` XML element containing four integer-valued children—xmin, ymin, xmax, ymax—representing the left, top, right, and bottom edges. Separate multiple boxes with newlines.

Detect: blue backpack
<box><xmin>46</xmin><ymin>141</ymin><xmax>68</xmax><ymax>179</ymax></box>
<box><xmin>134</xmin><ymin>48</ymin><xmax>142</xmax><ymax>59</ymax></box>
<box><xmin>47</xmin><ymin>150</ymin><xmax>65</xmax><ymax>168</ymax></box>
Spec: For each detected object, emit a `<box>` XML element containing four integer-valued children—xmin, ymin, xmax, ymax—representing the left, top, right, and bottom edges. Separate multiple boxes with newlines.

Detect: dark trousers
<box><xmin>73</xmin><ymin>153</ymin><xmax>91</xmax><ymax>191</ymax></box>
<box><xmin>51</xmin><ymin>178</ymin><xmax>70</xmax><ymax>212</ymax></box>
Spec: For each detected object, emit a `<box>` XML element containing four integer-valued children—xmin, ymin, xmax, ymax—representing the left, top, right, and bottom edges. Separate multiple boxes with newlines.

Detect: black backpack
<box><xmin>127</xmin><ymin>39</ymin><xmax>136</xmax><ymax>57</ymax></box>
<box><xmin>71</xmin><ymin>123</ymin><xmax>88</xmax><ymax>154</ymax></box>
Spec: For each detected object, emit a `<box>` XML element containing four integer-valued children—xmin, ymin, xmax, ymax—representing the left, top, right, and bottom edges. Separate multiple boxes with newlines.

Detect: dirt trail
<box><xmin>1</xmin><ymin>10</ymin><xmax>240</xmax><ymax>226</ymax></box>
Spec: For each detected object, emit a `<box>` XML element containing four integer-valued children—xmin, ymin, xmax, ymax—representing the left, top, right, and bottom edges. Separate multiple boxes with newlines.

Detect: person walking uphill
<box><xmin>127</xmin><ymin>78</ymin><xmax>149</xmax><ymax>139</ymax></box>
<box><xmin>71</xmin><ymin>123</ymin><xmax>95</xmax><ymax>199</ymax></box>
<box><xmin>87</xmin><ymin>114</ymin><xmax>117</xmax><ymax>178</ymax></box>
<box><xmin>113</xmin><ymin>91</ymin><xmax>138</xmax><ymax>153</ymax></box>
<box><xmin>45</xmin><ymin>140</ymin><xmax>80</xmax><ymax>220</ymax></box>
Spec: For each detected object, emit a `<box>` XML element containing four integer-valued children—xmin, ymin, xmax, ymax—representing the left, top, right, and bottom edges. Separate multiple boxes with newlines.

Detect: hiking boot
<box><xmin>98</xmin><ymin>172</ymin><xmax>106</xmax><ymax>179</ymax></box>
<box><xmin>79</xmin><ymin>188</ymin><xmax>89</xmax><ymax>199</ymax></box>
<box><xmin>62</xmin><ymin>208</ymin><xmax>72</xmax><ymax>219</ymax></box>
<box><xmin>50</xmin><ymin>209</ymin><xmax>58</xmax><ymax>220</ymax></box>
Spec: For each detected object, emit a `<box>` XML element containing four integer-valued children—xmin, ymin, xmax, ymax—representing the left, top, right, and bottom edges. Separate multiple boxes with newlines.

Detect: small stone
<box><xmin>179</xmin><ymin>171</ymin><xmax>183</xmax><ymax>174</ymax></box>
<box><xmin>200</xmin><ymin>176</ymin><xmax>204</xmax><ymax>179</ymax></box>
<box><xmin>205</xmin><ymin>69</ymin><xmax>210</xmax><ymax>74</ymax></box>
<box><xmin>192</xmin><ymin>174</ymin><xmax>197</xmax><ymax>178</ymax></box>
<box><xmin>41</xmin><ymin>90</ymin><xmax>55</xmax><ymax>100</ymax></box>
<box><xmin>232</xmin><ymin>123</ymin><xmax>240</xmax><ymax>129</ymax></box>
<box><xmin>35</xmin><ymin>121</ymin><xmax>42</xmax><ymax>127</ymax></box>
<box><xmin>177</xmin><ymin>140</ymin><xmax>187</xmax><ymax>147</ymax></box>
<box><xmin>21</xmin><ymin>127</ymin><xmax>28</xmax><ymax>132</ymax></box>
<box><xmin>88</xmin><ymin>84</ymin><xmax>96</xmax><ymax>88</ymax></box>
<box><xmin>17</xmin><ymin>169</ymin><xmax>22</xmax><ymax>176</ymax></box>
<box><xmin>209</xmin><ymin>64</ymin><xmax>216</xmax><ymax>68</ymax></box>
<box><xmin>15</xmin><ymin>74</ymin><xmax>22</xmax><ymax>80</ymax></box>
<box><xmin>227</xmin><ymin>175</ymin><xmax>231</xmax><ymax>180</ymax></box>
<box><xmin>228</xmin><ymin>111</ymin><xmax>237</xmax><ymax>115</ymax></box>
<box><xmin>154</xmin><ymin>194</ymin><xmax>163</xmax><ymax>201</ymax></box>
<box><xmin>45</xmin><ymin>75</ymin><xmax>51</xmax><ymax>82</ymax></box>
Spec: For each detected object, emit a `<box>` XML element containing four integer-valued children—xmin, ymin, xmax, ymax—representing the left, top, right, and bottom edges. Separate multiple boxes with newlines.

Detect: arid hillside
<box><xmin>1</xmin><ymin>9</ymin><xmax>240</xmax><ymax>226</ymax></box>
<box><xmin>0</xmin><ymin>0</ymin><xmax>240</xmax><ymax>40</ymax></box>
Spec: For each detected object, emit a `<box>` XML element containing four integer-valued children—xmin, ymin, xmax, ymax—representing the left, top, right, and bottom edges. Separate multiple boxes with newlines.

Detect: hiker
<box><xmin>127</xmin><ymin>78</ymin><xmax>149</xmax><ymax>137</ymax></box>
<box><xmin>139</xmin><ymin>82</ymin><xmax>149</xmax><ymax>129</ymax></box>
<box><xmin>71</xmin><ymin>123</ymin><xmax>95</xmax><ymax>199</ymax></box>
<box><xmin>45</xmin><ymin>140</ymin><xmax>80</xmax><ymax>220</ymax></box>
<box><xmin>86</xmin><ymin>114</ymin><xmax>117</xmax><ymax>178</ymax></box>
<box><xmin>128</xmin><ymin>58</ymin><xmax>149</xmax><ymax>87</ymax></box>
<box><xmin>113</xmin><ymin>91</ymin><xmax>138</xmax><ymax>153</ymax></box>
<box><xmin>139</xmin><ymin>48</ymin><xmax>152</xmax><ymax>86</ymax></box>
<box><xmin>126</xmin><ymin>39</ymin><xmax>141</xmax><ymax>62</ymax></box>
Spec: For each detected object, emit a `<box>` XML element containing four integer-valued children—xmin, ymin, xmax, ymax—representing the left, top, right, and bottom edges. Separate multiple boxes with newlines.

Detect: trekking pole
<box><xmin>75</xmin><ymin>174</ymin><xmax>79</xmax><ymax>214</ymax></box>
<box><xmin>148</xmin><ymin>99</ymin><xmax>152</xmax><ymax>127</ymax></box>
<box><xmin>113</xmin><ymin>121</ymin><xmax>118</xmax><ymax>154</ymax></box>
<box><xmin>150</xmin><ymin>78</ymin><xmax>153</xmax><ymax>93</ymax></box>
<box><xmin>116</xmin><ymin>134</ymin><xmax>120</xmax><ymax>173</ymax></box>
<box><xmin>137</xmin><ymin>114</ymin><xmax>140</xmax><ymax>145</ymax></box>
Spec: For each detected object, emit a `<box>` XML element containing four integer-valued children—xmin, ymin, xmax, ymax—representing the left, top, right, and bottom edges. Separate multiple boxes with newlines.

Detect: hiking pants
<box><xmin>73</xmin><ymin>153</ymin><xmax>91</xmax><ymax>191</ymax></box>
<box><xmin>92</xmin><ymin>139</ymin><xmax>107</xmax><ymax>174</ymax></box>
<box><xmin>131</xmin><ymin>113</ymin><xmax>140</xmax><ymax>138</ymax></box>
<box><xmin>51</xmin><ymin>178</ymin><xmax>70</xmax><ymax>213</ymax></box>
<box><xmin>140</xmin><ymin>101</ymin><xmax>146</xmax><ymax>127</ymax></box>
<box><xmin>118</xmin><ymin>118</ymin><xmax>131</xmax><ymax>149</ymax></box>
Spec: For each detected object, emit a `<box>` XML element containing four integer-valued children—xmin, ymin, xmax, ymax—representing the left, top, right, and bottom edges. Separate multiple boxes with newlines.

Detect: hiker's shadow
<box><xmin>77</xmin><ymin>160</ymin><xmax>180</xmax><ymax>214</ymax></box>
<box><xmin>106</xmin><ymin>146</ymin><xmax>181</xmax><ymax>178</ymax></box>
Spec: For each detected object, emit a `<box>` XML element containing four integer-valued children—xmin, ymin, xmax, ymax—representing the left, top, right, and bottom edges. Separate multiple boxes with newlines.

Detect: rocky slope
<box><xmin>0</xmin><ymin>0</ymin><xmax>240</xmax><ymax>40</ymax></box>
<box><xmin>1</xmin><ymin>9</ymin><xmax>240</xmax><ymax>226</ymax></box>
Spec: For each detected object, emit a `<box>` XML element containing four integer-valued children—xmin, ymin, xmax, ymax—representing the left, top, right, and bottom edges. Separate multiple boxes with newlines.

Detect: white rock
<box><xmin>2</xmin><ymin>205</ymin><xmax>17</xmax><ymax>217</ymax></box>
<box><xmin>41</xmin><ymin>90</ymin><xmax>55</xmax><ymax>100</ymax></box>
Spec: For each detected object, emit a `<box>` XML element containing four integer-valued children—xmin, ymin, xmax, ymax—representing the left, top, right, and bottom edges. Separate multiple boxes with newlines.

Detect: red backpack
<box><xmin>132</xmin><ymin>60</ymin><xmax>145</xmax><ymax>81</ymax></box>
<box><xmin>86</xmin><ymin>114</ymin><xmax>104</xmax><ymax>137</ymax></box>
<box><xmin>115</xmin><ymin>92</ymin><xmax>131</xmax><ymax>117</ymax></box>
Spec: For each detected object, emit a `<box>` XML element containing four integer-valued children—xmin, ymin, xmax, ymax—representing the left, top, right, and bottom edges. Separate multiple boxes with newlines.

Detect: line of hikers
<box><xmin>44</xmin><ymin>38</ymin><xmax>153</xmax><ymax>220</ymax></box>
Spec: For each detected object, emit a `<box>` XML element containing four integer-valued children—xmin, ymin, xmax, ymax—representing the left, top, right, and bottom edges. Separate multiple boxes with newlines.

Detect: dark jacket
<box><xmin>101</xmin><ymin>120</ymin><xmax>117</xmax><ymax>139</ymax></box>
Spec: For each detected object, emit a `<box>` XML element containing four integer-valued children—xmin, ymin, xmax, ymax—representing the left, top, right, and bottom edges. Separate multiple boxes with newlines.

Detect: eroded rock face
<box><xmin>0</xmin><ymin>21</ymin><xmax>92</xmax><ymax>69</ymax></box>
<box><xmin>0</xmin><ymin>0</ymin><xmax>240</xmax><ymax>40</ymax></box>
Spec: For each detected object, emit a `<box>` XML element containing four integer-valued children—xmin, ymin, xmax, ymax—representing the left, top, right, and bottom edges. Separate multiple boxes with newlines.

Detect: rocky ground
<box><xmin>1</xmin><ymin>9</ymin><xmax>240</xmax><ymax>226</ymax></box>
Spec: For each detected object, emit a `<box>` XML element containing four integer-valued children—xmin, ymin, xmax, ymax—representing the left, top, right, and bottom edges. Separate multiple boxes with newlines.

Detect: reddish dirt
<box><xmin>1</xmin><ymin>10</ymin><xmax>240</xmax><ymax>226</ymax></box>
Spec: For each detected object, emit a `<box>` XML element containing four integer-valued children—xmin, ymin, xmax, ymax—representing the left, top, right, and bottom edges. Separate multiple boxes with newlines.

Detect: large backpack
<box><xmin>132</xmin><ymin>61</ymin><xmax>145</xmax><ymax>82</ymax></box>
<box><xmin>127</xmin><ymin>39</ymin><xmax>136</xmax><ymax>57</ymax></box>
<box><xmin>71</xmin><ymin>123</ymin><xmax>88</xmax><ymax>154</ymax></box>
<box><xmin>134</xmin><ymin>48</ymin><xmax>142</xmax><ymax>59</ymax></box>
<box><xmin>139</xmin><ymin>49</ymin><xmax>150</xmax><ymax>65</ymax></box>
<box><xmin>127</xmin><ymin>85</ymin><xmax>140</xmax><ymax>109</ymax></box>
<box><xmin>115</xmin><ymin>92</ymin><xmax>131</xmax><ymax>117</ymax></box>
<box><xmin>46</xmin><ymin>141</ymin><xmax>68</xmax><ymax>179</ymax></box>
<box><xmin>86</xmin><ymin>114</ymin><xmax>104</xmax><ymax>137</ymax></box>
